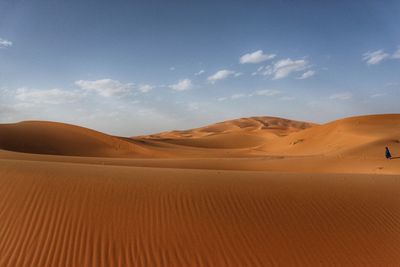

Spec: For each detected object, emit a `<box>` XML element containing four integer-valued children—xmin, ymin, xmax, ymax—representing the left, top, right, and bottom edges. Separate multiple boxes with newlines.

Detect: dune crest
<box><xmin>135</xmin><ymin>116</ymin><xmax>315</xmax><ymax>149</ymax></box>
<box><xmin>1</xmin><ymin>114</ymin><xmax>400</xmax><ymax>165</ymax></box>
<box><xmin>0</xmin><ymin>121</ymin><xmax>155</xmax><ymax>157</ymax></box>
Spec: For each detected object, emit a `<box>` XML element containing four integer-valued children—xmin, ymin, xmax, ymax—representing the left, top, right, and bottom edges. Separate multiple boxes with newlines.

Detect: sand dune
<box><xmin>2</xmin><ymin>114</ymin><xmax>398</xmax><ymax>162</ymax></box>
<box><xmin>1</xmin><ymin>114</ymin><xmax>400</xmax><ymax>266</ymax></box>
<box><xmin>0</xmin><ymin>121</ymin><xmax>155</xmax><ymax>157</ymax></box>
<box><xmin>135</xmin><ymin>114</ymin><xmax>400</xmax><ymax>161</ymax></box>
<box><xmin>136</xmin><ymin>116</ymin><xmax>315</xmax><ymax>149</ymax></box>
<box><xmin>0</xmin><ymin>159</ymin><xmax>399</xmax><ymax>266</ymax></box>
<box><xmin>259</xmin><ymin>114</ymin><xmax>400</xmax><ymax>157</ymax></box>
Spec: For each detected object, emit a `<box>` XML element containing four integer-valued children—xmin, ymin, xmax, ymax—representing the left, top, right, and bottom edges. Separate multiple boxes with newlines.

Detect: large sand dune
<box><xmin>2</xmin><ymin>115</ymin><xmax>399</xmax><ymax>162</ymax></box>
<box><xmin>0</xmin><ymin>121</ymin><xmax>162</xmax><ymax>157</ymax></box>
<box><xmin>0</xmin><ymin>114</ymin><xmax>400</xmax><ymax>266</ymax></box>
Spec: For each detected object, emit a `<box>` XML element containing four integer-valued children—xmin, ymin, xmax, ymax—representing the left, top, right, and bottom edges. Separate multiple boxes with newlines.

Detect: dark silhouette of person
<box><xmin>385</xmin><ymin>147</ymin><xmax>392</xmax><ymax>159</ymax></box>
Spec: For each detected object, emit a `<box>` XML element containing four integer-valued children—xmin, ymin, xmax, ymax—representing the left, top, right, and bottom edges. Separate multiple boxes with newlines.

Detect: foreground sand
<box><xmin>1</xmin><ymin>114</ymin><xmax>399</xmax><ymax>266</ymax></box>
<box><xmin>1</xmin><ymin>157</ymin><xmax>399</xmax><ymax>266</ymax></box>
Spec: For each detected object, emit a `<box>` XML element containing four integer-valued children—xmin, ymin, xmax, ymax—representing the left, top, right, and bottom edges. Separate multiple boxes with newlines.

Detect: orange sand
<box><xmin>0</xmin><ymin>114</ymin><xmax>399</xmax><ymax>266</ymax></box>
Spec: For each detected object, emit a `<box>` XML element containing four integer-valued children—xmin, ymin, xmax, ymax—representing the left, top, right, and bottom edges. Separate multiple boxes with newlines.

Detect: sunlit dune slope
<box><xmin>0</xmin><ymin>121</ymin><xmax>155</xmax><ymax>157</ymax></box>
<box><xmin>134</xmin><ymin>116</ymin><xmax>315</xmax><ymax>149</ymax></box>
<box><xmin>259</xmin><ymin>114</ymin><xmax>400</xmax><ymax>157</ymax></box>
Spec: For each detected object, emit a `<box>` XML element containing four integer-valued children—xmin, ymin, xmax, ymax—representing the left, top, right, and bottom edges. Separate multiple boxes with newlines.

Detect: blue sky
<box><xmin>0</xmin><ymin>0</ymin><xmax>399</xmax><ymax>135</ymax></box>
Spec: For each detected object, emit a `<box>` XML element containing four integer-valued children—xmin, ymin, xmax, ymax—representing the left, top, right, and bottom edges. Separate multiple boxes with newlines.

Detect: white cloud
<box><xmin>15</xmin><ymin>88</ymin><xmax>81</xmax><ymax>104</ymax></box>
<box><xmin>392</xmin><ymin>47</ymin><xmax>400</xmax><ymax>59</ymax></box>
<box><xmin>254</xmin><ymin>59</ymin><xmax>311</xmax><ymax>79</ymax></box>
<box><xmin>138</xmin><ymin>84</ymin><xmax>153</xmax><ymax>93</ymax></box>
<box><xmin>329</xmin><ymin>92</ymin><xmax>352</xmax><ymax>100</ymax></box>
<box><xmin>297</xmin><ymin>70</ymin><xmax>316</xmax><ymax>79</ymax></box>
<box><xmin>240</xmin><ymin>50</ymin><xmax>276</xmax><ymax>64</ymax></box>
<box><xmin>0</xmin><ymin>38</ymin><xmax>12</xmax><ymax>48</ymax></box>
<box><xmin>362</xmin><ymin>50</ymin><xmax>390</xmax><ymax>65</ymax></box>
<box><xmin>207</xmin><ymin>69</ymin><xmax>235</xmax><ymax>84</ymax></box>
<box><xmin>169</xmin><ymin>67</ymin><xmax>175</xmax><ymax>71</ymax></box>
<box><xmin>75</xmin><ymin>79</ymin><xmax>134</xmax><ymax>97</ymax></box>
<box><xmin>169</xmin><ymin>79</ymin><xmax>192</xmax><ymax>91</ymax></box>
<box><xmin>270</xmin><ymin>58</ymin><xmax>309</xmax><ymax>80</ymax></box>
<box><xmin>252</xmin><ymin>89</ymin><xmax>281</xmax><ymax>96</ymax></box>
<box><xmin>195</xmin><ymin>70</ymin><xmax>205</xmax><ymax>76</ymax></box>
<box><xmin>231</xmin><ymin>93</ymin><xmax>246</xmax><ymax>99</ymax></box>
<box><xmin>234</xmin><ymin>72</ymin><xmax>243</xmax><ymax>77</ymax></box>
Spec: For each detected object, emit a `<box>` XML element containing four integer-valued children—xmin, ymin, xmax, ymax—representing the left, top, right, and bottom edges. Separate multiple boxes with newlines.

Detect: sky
<box><xmin>0</xmin><ymin>0</ymin><xmax>399</xmax><ymax>135</ymax></box>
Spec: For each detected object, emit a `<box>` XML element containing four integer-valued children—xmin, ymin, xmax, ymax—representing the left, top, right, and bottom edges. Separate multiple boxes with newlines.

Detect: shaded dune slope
<box><xmin>0</xmin><ymin>121</ymin><xmax>156</xmax><ymax>157</ymax></box>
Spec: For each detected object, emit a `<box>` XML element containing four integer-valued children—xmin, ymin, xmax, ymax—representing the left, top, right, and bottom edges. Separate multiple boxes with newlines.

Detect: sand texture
<box><xmin>0</xmin><ymin>114</ymin><xmax>399</xmax><ymax>266</ymax></box>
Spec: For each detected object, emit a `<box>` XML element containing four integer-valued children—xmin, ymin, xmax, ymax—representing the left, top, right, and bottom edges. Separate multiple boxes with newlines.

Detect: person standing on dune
<box><xmin>385</xmin><ymin>147</ymin><xmax>392</xmax><ymax>159</ymax></box>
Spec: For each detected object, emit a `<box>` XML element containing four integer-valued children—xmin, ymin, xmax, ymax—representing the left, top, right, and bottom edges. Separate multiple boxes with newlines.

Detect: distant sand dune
<box><xmin>137</xmin><ymin>116</ymin><xmax>315</xmax><ymax>140</ymax></box>
<box><xmin>1</xmin><ymin>115</ymin><xmax>399</xmax><ymax>161</ymax></box>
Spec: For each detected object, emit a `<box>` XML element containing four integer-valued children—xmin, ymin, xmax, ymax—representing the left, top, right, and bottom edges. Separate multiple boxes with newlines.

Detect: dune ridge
<box><xmin>2</xmin><ymin>114</ymin><xmax>399</xmax><ymax>161</ymax></box>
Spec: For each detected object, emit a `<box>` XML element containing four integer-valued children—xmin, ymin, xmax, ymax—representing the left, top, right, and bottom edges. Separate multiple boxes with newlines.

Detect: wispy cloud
<box><xmin>251</xmin><ymin>89</ymin><xmax>281</xmax><ymax>96</ymax></box>
<box><xmin>370</xmin><ymin>93</ymin><xmax>386</xmax><ymax>98</ymax></box>
<box><xmin>0</xmin><ymin>38</ymin><xmax>12</xmax><ymax>48</ymax></box>
<box><xmin>207</xmin><ymin>69</ymin><xmax>235</xmax><ymax>83</ymax></box>
<box><xmin>297</xmin><ymin>70</ymin><xmax>316</xmax><ymax>79</ymax></box>
<box><xmin>362</xmin><ymin>50</ymin><xmax>390</xmax><ymax>65</ymax></box>
<box><xmin>169</xmin><ymin>79</ymin><xmax>192</xmax><ymax>91</ymax></box>
<box><xmin>231</xmin><ymin>93</ymin><xmax>246</xmax><ymax>99</ymax></box>
<box><xmin>138</xmin><ymin>84</ymin><xmax>153</xmax><ymax>93</ymax></box>
<box><xmin>240</xmin><ymin>50</ymin><xmax>276</xmax><ymax>64</ymax></box>
<box><xmin>392</xmin><ymin>47</ymin><xmax>400</xmax><ymax>59</ymax></box>
<box><xmin>272</xmin><ymin>59</ymin><xmax>309</xmax><ymax>79</ymax></box>
<box><xmin>218</xmin><ymin>89</ymin><xmax>281</xmax><ymax>102</ymax></box>
<box><xmin>252</xmin><ymin>66</ymin><xmax>265</xmax><ymax>76</ymax></box>
<box><xmin>258</xmin><ymin>58</ymin><xmax>310</xmax><ymax>80</ymax></box>
<box><xmin>280</xmin><ymin>96</ymin><xmax>295</xmax><ymax>101</ymax></box>
<box><xmin>194</xmin><ymin>70</ymin><xmax>205</xmax><ymax>76</ymax></box>
<box><xmin>75</xmin><ymin>79</ymin><xmax>134</xmax><ymax>97</ymax></box>
<box><xmin>15</xmin><ymin>88</ymin><xmax>81</xmax><ymax>104</ymax></box>
<box><xmin>252</xmin><ymin>58</ymin><xmax>312</xmax><ymax>80</ymax></box>
<box><xmin>329</xmin><ymin>92</ymin><xmax>352</xmax><ymax>100</ymax></box>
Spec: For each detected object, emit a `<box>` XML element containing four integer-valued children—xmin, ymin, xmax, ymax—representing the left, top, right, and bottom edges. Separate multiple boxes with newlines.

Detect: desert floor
<box><xmin>0</xmin><ymin>114</ymin><xmax>399</xmax><ymax>266</ymax></box>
